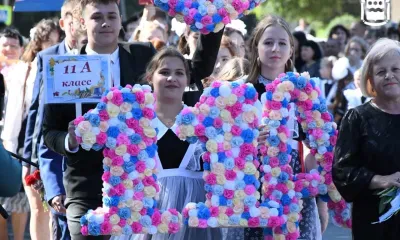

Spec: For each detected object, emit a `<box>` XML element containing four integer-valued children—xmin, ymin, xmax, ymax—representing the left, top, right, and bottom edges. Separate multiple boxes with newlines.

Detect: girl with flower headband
<box><xmin>244</xmin><ymin>15</ymin><xmax>327</xmax><ymax>240</ymax></box>
<box><xmin>224</xmin><ymin>19</ymin><xmax>247</xmax><ymax>58</ymax></box>
<box><xmin>132</xmin><ymin>47</ymin><xmax>222</xmax><ymax>240</ymax></box>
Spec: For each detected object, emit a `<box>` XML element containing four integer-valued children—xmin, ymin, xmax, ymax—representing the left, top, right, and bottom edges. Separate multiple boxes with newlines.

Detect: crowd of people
<box><xmin>0</xmin><ymin>0</ymin><xmax>399</xmax><ymax>240</ymax></box>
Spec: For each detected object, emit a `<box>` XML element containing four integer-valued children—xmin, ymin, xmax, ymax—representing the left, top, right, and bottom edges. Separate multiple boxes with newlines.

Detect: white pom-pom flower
<box><xmin>263</xmin><ymin>165</ymin><xmax>272</xmax><ymax>173</ymax></box>
<box><xmin>125</xmin><ymin>112</ymin><xmax>133</xmax><ymax>119</ymax></box>
<box><xmin>231</xmin><ymin>148</ymin><xmax>240</xmax><ymax>157</ymax></box>
<box><xmin>269</xmin><ymin>208</ymin><xmax>279</xmax><ymax>217</ymax></box>
<box><xmin>224</xmin><ymin>181</ymin><xmax>235</xmax><ymax>190</ymax></box>
<box><xmin>148</xmin><ymin>226</ymin><xmax>157</xmax><ymax>234</ymax></box>
<box><xmin>145</xmin><ymin>158</ymin><xmax>156</xmax><ymax>169</ymax></box>
<box><xmin>211</xmin><ymin>195</ymin><xmax>220</xmax><ymax>206</ymax></box>
<box><xmin>288</xmin><ymin>190</ymin><xmax>295</xmax><ymax>198</ymax></box>
<box><xmin>249</xmin><ymin>207</ymin><xmax>261</xmax><ymax>217</ymax></box>
<box><xmin>125</xmin><ymin>129</ymin><xmax>134</xmax><ymax>136</ymax></box>
<box><xmin>216</xmin><ymin>135</ymin><xmax>224</xmax><ymax>143</ymax></box>
<box><xmin>222</xmin><ymin>123</ymin><xmax>232</xmax><ymax>132</ymax></box>
<box><xmin>128</xmin><ymin>171</ymin><xmax>139</xmax><ymax>180</ymax></box>
<box><xmin>207</xmin><ymin>217</ymin><xmax>218</xmax><ymax>227</ymax></box>
<box><xmin>108</xmin><ymin>118</ymin><xmax>120</xmax><ymax>126</ymax></box>
<box><xmin>210</xmin><ymin>153</ymin><xmax>218</xmax><ymax>163</ymax></box>
<box><xmin>219</xmin><ymin>85</ymin><xmax>231</xmax><ymax>97</ymax></box>
<box><xmin>188</xmin><ymin>209</ymin><xmax>198</xmax><ymax>217</ymax></box>
<box><xmin>236</xmin><ymin>171</ymin><xmax>244</xmax><ymax>180</ymax></box>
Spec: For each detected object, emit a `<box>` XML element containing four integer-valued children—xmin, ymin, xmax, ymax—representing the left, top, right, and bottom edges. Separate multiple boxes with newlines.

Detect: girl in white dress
<box><xmin>130</xmin><ymin>47</ymin><xmax>222</xmax><ymax>240</ymax></box>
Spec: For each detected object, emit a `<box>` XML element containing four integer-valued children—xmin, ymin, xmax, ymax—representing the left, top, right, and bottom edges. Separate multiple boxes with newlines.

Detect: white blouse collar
<box><xmin>156</xmin><ymin>117</ymin><xmax>178</xmax><ymax>140</ymax></box>
<box><xmin>156</xmin><ymin>104</ymin><xmax>186</xmax><ymax>140</ymax></box>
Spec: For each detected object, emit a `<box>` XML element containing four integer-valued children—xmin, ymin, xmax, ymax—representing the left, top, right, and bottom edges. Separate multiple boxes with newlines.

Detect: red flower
<box><xmin>25</xmin><ymin>175</ymin><xmax>36</xmax><ymax>186</ymax></box>
<box><xmin>33</xmin><ymin>170</ymin><xmax>41</xmax><ymax>180</ymax></box>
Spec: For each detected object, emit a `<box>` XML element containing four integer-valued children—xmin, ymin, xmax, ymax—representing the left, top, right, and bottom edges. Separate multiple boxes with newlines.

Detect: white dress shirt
<box><xmin>85</xmin><ymin>46</ymin><xmax>120</xmax><ymax>86</ymax></box>
<box><xmin>65</xmin><ymin>41</ymin><xmax>71</xmax><ymax>53</ymax></box>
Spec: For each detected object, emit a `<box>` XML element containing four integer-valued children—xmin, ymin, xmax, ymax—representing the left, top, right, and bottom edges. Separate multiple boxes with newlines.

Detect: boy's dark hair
<box><xmin>0</xmin><ymin>27</ymin><xmax>23</xmax><ymax>47</ymax></box>
<box><xmin>80</xmin><ymin>0</ymin><xmax>119</xmax><ymax>11</ymax></box>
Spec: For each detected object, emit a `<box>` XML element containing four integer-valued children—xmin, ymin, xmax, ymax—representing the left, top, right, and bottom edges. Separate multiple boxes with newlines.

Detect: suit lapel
<box><xmin>79</xmin><ymin>44</ymin><xmax>87</xmax><ymax>55</ymax></box>
<box><xmin>58</xmin><ymin>40</ymin><xmax>67</xmax><ymax>55</ymax></box>
<box><xmin>118</xmin><ymin>44</ymin><xmax>136</xmax><ymax>86</ymax></box>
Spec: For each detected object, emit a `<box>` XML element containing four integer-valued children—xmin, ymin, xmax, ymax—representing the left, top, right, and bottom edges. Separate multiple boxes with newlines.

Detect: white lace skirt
<box><xmin>133</xmin><ymin>175</ymin><xmax>222</xmax><ymax>240</ymax></box>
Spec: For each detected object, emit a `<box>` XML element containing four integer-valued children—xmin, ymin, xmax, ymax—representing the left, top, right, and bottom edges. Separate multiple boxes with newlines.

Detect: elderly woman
<box><xmin>333</xmin><ymin>38</ymin><xmax>400</xmax><ymax>240</ymax></box>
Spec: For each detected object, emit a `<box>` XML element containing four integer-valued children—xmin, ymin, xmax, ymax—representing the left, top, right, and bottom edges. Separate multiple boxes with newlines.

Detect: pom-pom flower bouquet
<box><xmin>154</xmin><ymin>0</ymin><xmax>267</xmax><ymax>34</ymax></box>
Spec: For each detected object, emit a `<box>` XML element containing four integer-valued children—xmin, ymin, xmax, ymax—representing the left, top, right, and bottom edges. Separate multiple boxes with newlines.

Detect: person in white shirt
<box><xmin>344</xmin><ymin>69</ymin><xmax>370</xmax><ymax>109</ymax></box>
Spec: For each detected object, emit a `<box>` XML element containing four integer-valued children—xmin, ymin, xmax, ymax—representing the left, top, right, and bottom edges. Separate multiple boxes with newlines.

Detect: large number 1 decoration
<box><xmin>174</xmin><ymin>72</ymin><xmax>350</xmax><ymax>239</ymax></box>
<box><xmin>74</xmin><ymin>85</ymin><xmax>182</xmax><ymax>236</ymax></box>
<box><xmin>74</xmin><ymin>73</ymin><xmax>351</xmax><ymax>238</ymax></box>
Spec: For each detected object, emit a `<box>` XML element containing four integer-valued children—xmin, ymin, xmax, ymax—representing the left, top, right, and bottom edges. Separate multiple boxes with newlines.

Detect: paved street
<box><xmin>8</xmin><ymin>218</ymin><xmax>352</xmax><ymax>240</ymax></box>
<box><xmin>323</xmin><ymin>222</ymin><xmax>352</xmax><ymax>240</ymax></box>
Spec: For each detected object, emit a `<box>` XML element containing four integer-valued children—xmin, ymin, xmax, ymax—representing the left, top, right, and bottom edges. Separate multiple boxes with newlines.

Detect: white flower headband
<box><xmin>226</xmin><ymin>19</ymin><xmax>247</xmax><ymax>36</ymax></box>
<box><xmin>171</xmin><ymin>18</ymin><xmax>187</xmax><ymax>37</ymax></box>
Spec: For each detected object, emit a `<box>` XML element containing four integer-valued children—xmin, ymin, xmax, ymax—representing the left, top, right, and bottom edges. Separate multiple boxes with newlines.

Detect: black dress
<box><xmin>333</xmin><ymin>101</ymin><xmax>400</xmax><ymax>240</ymax></box>
<box><xmin>142</xmin><ymin>121</ymin><xmax>221</xmax><ymax>240</ymax></box>
<box><xmin>157</xmin><ymin>129</ymin><xmax>190</xmax><ymax>169</ymax></box>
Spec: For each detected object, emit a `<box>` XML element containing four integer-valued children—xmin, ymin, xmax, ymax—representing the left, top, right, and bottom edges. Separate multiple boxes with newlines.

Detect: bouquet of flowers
<box><xmin>154</xmin><ymin>0</ymin><xmax>266</xmax><ymax>34</ymax></box>
<box><xmin>24</xmin><ymin>169</ymin><xmax>48</xmax><ymax>211</ymax></box>
<box><xmin>374</xmin><ymin>187</ymin><xmax>400</xmax><ymax>223</ymax></box>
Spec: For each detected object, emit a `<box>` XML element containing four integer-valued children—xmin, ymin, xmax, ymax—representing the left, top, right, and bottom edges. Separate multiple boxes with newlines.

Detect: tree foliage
<box><xmin>321</xmin><ymin>14</ymin><xmax>358</xmax><ymax>37</ymax></box>
<box><xmin>252</xmin><ymin>0</ymin><xmax>348</xmax><ymax>24</ymax></box>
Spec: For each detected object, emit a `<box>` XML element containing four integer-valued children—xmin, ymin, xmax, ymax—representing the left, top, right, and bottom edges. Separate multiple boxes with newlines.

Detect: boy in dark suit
<box><xmin>42</xmin><ymin>0</ymin><xmax>156</xmax><ymax>239</ymax></box>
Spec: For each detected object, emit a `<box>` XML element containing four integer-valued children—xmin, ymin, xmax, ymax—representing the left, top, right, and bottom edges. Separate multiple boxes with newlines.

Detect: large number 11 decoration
<box><xmin>75</xmin><ymin>73</ymin><xmax>351</xmax><ymax>239</ymax></box>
